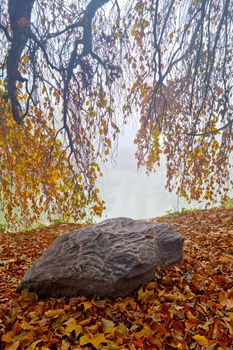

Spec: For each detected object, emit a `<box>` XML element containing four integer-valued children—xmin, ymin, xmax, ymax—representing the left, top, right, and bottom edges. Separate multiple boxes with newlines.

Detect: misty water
<box><xmin>98</xmin><ymin>121</ymin><xmax>205</xmax><ymax>221</ymax></box>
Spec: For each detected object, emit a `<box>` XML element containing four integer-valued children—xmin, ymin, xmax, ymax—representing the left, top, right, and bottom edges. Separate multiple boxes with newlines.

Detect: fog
<box><xmin>98</xmin><ymin>121</ymin><xmax>204</xmax><ymax>220</ymax></box>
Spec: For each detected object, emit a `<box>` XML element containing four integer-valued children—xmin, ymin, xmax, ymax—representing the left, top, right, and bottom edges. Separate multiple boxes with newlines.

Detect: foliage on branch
<box><xmin>125</xmin><ymin>0</ymin><xmax>233</xmax><ymax>202</ymax></box>
<box><xmin>0</xmin><ymin>0</ymin><xmax>232</xmax><ymax>228</ymax></box>
<box><xmin>0</xmin><ymin>97</ymin><xmax>104</xmax><ymax>229</ymax></box>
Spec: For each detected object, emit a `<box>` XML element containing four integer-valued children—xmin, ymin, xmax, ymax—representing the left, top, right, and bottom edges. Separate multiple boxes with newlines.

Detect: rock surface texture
<box><xmin>17</xmin><ymin>218</ymin><xmax>185</xmax><ymax>298</ymax></box>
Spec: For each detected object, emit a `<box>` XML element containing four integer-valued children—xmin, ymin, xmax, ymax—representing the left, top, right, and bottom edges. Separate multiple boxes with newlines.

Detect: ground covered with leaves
<box><xmin>0</xmin><ymin>209</ymin><xmax>232</xmax><ymax>350</ymax></box>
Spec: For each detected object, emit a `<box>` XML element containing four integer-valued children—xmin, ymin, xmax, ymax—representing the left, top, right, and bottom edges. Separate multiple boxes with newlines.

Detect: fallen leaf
<box><xmin>79</xmin><ymin>333</ymin><xmax>107</xmax><ymax>348</ymax></box>
<box><xmin>219</xmin><ymin>290</ymin><xmax>233</xmax><ymax>309</ymax></box>
<box><xmin>45</xmin><ymin>309</ymin><xmax>64</xmax><ymax>318</ymax></box>
<box><xmin>64</xmin><ymin>318</ymin><xmax>83</xmax><ymax>337</ymax></box>
<box><xmin>2</xmin><ymin>330</ymin><xmax>15</xmax><ymax>343</ymax></box>
<box><xmin>193</xmin><ymin>334</ymin><xmax>209</xmax><ymax>345</ymax></box>
<box><xmin>5</xmin><ymin>341</ymin><xmax>20</xmax><ymax>350</ymax></box>
<box><xmin>27</xmin><ymin>339</ymin><xmax>43</xmax><ymax>350</ymax></box>
<box><xmin>82</xmin><ymin>301</ymin><xmax>93</xmax><ymax>311</ymax></box>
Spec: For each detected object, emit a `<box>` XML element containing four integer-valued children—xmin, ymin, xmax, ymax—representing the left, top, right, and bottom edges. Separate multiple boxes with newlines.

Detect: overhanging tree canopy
<box><xmin>0</xmin><ymin>0</ymin><xmax>232</xmax><ymax>229</ymax></box>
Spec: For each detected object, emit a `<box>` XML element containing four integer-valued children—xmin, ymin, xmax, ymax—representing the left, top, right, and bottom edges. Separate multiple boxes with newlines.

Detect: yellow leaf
<box><xmin>27</xmin><ymin>340</ymin><xmax>43</xmax><ymax>350</ymax></box>
<box><xmin>20</xmin><ymin>289</ymin><xmax>37</xmax><ymax>299</ymax></box>
<box><xmin>22</xmin><ymin>55</ymin><xmax>29</xmax><ymax>63</ymax></box>
<box><xmin>45</xmin><ymin>309</ymin><xmax>64</xmax><ymax>318</ymax></box>
<box><xmin>197</xmin><ymin>304</ymin><xmax>208</xmax><ymax>315</ymax></box>
<box><xmin>186</xmin><ymin>310</ymin><xmax>195</xmax><ymax>320</ymax></box>
<box><xmin>104</xmin><ymin>327</ymin><xmax>117</xmax><ymax>336</ymax></box>
<box><xmin>102</xmin><ymin>319</ymin><xmax>121</xmax><ymax>337</ymax></box>
<box><xmin>102</xmin><ymin>318</ymin><xmax>115</xmax><ymax>330</ymax></box>
<box><xmin>198</xmin><ymin>149</ymin><xmax>204</xmax><ymax>158</ymax></box>
<box><xmin>79</xmin><ymin>333</ymin><xmax>106</xmax><ymax>348</ymax></box>
<box><xmin>224</xmin><ymin>321</ymin><xmax>233</xmax><ymax>335</ymax></box>
<box><xmin>79</xmin><ymin>334</ymin><xmax>90</xmax><ymax>346</ymax></box>
<box><xmin>91</xmin><ymin>333</ymin><xmax>107</xmax><ymax>348</ymax></box>
<box><xmin>21</xmin><ymin>320</ymin><xmax>36</xmax><ymax>330</ymax></box>
<box><xmin>64</xmin><ymin>318</ymin><xmax>82</xmax><ymax>337</ymax></box>
<box><xmin>193</xmin><ymin>335</ymin><xmax>209</xmax><ymax>345</ymax></box>
<box><xmin>158</xmin><ymin>289</ymin><xmax>165</xmax><ymax>297</ymax></box>
<box><xmin>86</xmin><ymin>324</ymin><xmax>100</xmax><ymax>334</ymax></box>
<box><xmin>202</xmin><ymin>319</ymin><xmax>212</xmax><ymax>331</ymax></box>
<box><xmin>79</xmin><ymin>317</ymin><xmax>92</xmax><ymax>326</ymax></box>
<box><xmin>137</xmin><ymin>287</ymin><xmax>145</xmax><ymax>301</ymax></box>
<box><xmin>117</xmin><ymin>323</ymin><xmax>129</xmax><ymax>337</ymax></box>
<box><xmin>118</xmin><ymin>302</ymin><xmax>126</xmax><ymax>312</ymax></box>
<box><xmin>82</xmin><ymin>301</ymin><xmax>93</xmax><ymax>311</ymax></box>
<box><xmin>184</xmin><ymin>285</ymin><xmax>195</xmax><ymax>296</ymax></box>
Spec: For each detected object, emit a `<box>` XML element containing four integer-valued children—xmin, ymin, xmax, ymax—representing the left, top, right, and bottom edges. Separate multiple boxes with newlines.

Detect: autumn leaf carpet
<box><xmin>0</xmin><ymin>209</ymin><xmax>232</xmax><ymax>350</ymax></box>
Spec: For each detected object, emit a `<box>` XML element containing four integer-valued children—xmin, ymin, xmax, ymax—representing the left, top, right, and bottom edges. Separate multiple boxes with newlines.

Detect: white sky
<box><xmin>98</xmin><ymin>120</ymin><xmax>206</xmax><ymax>220</ymax></box>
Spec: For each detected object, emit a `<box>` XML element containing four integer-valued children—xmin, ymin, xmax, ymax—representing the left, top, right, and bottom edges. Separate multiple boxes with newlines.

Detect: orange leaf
<box><xmin>2</xmin><ymin>331</ymin><xmax>15</xmax><ymax>343</ymax></box>
<box><xmin>219</xmin><ymin>290</ymin><xmax>233</xmax><ymax>309</ymax></box>
<box><xmin>146</xmin><ymin>281</ymin><xmax>156</xmax><ymax>290</ymax></box>
<box><xmin>135</xmin><ymin>337</ymin><xmax>144</xmax><ymax>348</ymax></box>
<box><xmin>5</xmin><ymin>341</ymin><xmax>20</xmax><ymax>350</ymax></box>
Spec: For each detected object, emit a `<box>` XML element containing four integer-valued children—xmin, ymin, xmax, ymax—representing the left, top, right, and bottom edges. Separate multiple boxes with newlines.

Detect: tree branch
<box><xmin>0</xmin><ymin>24</ymin><xmax>12</xmax><ymax>41</ymax></box>
<box><xmin>7</xmin><ymin>0</ymin><xmax>35</xmax><ymax>123</ymax></box>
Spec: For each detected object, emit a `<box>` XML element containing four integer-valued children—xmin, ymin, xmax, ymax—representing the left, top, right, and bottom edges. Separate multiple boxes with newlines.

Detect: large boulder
<box><xmin>17</xmin><ymin>218</ymin><xmax>184</xmax><ymax>298</ymax></box>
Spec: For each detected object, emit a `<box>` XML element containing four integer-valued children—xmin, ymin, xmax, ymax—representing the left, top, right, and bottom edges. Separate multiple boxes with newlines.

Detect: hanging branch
<box><xmin>6</xmin><ymin>0</ymin><xmax>112</xmax><ymax>125</ymax></box>
<box><xmin>7</xmin><ymin>0</ymin><xmax>35</xmax><ymax>124</ymax></box>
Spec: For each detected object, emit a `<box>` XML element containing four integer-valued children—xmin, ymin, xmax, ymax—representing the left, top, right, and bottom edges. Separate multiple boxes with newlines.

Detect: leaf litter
<box><xmin>0</xmin><ymin>209</ymin><xmax>232</xmax><ymax>349</ymax></box>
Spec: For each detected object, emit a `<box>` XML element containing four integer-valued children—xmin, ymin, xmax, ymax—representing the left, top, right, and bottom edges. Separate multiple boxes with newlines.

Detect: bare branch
<box><xmin>0</xmin><ymin>24</ymin><xmax>12</xmax><ymax>41</ymax></box>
